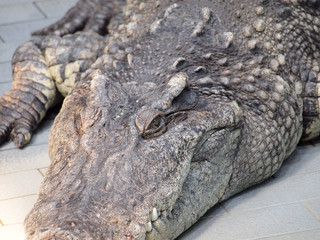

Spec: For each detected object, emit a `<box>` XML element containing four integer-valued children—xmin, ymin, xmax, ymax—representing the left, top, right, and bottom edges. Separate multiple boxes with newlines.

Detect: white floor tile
<box><xmin>0</xmin><ymin>195</ymin><xmax>37</xmax><ymax>225</ymax></box>
<box><xmin>0</xmin><ymin>3</ymin><xmax>43</xmax><ymax>25</ymax></box>
<box><xmin>0</xmin><ymin>170</ymin><xmax>43</xmax><ymax>200</ymax></box>
<box><xmin>34</xmin><ymin>0</ymin><xmax>78</xmax><ymax>18</ymax></box>
<box><xmin>0</xmin><ymin>144</ymin><xmax>50</xmax><ymax>175</ymax></box>
<box><xmin>257</xmin><ymin>228</ymin><xmax>320</xmax><ymax>240</ymax></box>
<box><xmin>0</xmin><ymin>62</ymin><xmax>11</xmax><ymax>83</ymax></box>
<box><xmin>0</xmin><ymin>224</ymin><xmax>25</xmax><ymax>240</ymax></box>
<box><xmin>180</xmin><ymin>204</ymin><xmax>320</xmax><ymax>240</ymax></box>
<box><xmin>0</xmin><ymin>18</ymin><xmax>59</xmax><ymax>43</ymax></box>
<box><xmin>222</xmin><ymin>171</ymin><xmax>320</xmax><ymax>212</ymax></box>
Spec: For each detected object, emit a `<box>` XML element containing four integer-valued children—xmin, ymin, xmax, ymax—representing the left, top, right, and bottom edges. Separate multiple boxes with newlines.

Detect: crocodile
<box><xmin>0</xmin><ymin>0</ymin><xmax>319</xmax><ymax>239</ymax></box>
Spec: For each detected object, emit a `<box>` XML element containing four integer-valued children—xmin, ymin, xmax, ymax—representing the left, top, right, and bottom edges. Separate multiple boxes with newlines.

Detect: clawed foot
<box><xmin>0</xmin><ymin>93</ymin><xmax>35</xmax><ymax>148</ymax></box>
<box><xmin>32</xmin><ymin>0</ymin><xmax>115</xmax><ymax>36</ymax></box>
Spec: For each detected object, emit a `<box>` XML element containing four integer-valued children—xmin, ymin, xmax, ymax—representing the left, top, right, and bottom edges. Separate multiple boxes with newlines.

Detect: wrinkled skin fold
<box><xmin>0</xmin><ymin>0</ymin><xmax>319</xmax><ymax>239</ymax></box>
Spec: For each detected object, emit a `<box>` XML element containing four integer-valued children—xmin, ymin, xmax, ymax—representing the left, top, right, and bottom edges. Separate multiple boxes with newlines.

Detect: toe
<box><xmin>10</xmin><ymin>123</ymin><xmax>33</xmax><ymax>148</ymax></box>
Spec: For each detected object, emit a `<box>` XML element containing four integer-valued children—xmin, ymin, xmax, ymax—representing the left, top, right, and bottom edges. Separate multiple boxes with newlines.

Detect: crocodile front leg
<box><xmin>0</xmin><ymin>32</ymin><xmax>106</xmax><ymax>148</ymax></box>
<box><xmin>0</xmin><ymin>41</ymin><xmax>57</xmax><ymax>147</ymax></box>
<box><xmin>32</xmin><ymin>0</ymin><xmax>119</xmax><ymax>37</ymax></box>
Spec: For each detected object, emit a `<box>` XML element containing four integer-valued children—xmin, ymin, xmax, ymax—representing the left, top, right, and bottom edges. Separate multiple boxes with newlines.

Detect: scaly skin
<box><xmin>0</xmin><ymin>0</ymin><xmax>119</xmax><ymax>147</ymax></box>
<box><xmin>0</xmin><ymin>0</ymin><xmax>319</xmax><ymax>239</ymax></box>
<box><xmin>0</xmin><ymin>32</ymin><xmax>106</xmax><ymax>147</ymax></box>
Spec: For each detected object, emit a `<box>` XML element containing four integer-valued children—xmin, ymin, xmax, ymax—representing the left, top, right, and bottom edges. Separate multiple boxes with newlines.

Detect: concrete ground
<box><xmin>0</xmin><ymin>1</ymin><xmax>319</xmax><ymax>239</ymax></box>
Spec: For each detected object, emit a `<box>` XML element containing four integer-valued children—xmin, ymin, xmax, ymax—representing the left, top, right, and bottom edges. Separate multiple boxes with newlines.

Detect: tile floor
<box><xmin>0</xmin><ymin>1</ymin><xmax>319</xmax><ymax>239</ymax></box>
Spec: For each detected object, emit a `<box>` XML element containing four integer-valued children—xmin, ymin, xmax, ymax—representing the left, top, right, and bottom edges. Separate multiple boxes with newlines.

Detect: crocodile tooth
<box><xmin>169</xmin><ymin>206</ymin><xmax>173</xmax><ymax>212</ymax></box>
<box><xmin>161</xmin><ymin>210</ymin><xmax>167</xmax><ymax>218</ymax></box>
<box><xmin>146</xmin><ymin>222</ymin><xmax>152</xmax><ymax>232</ymax></box>
<box><xmin>151</xmin><ymin>207</ymin><xmax>158</xmax><ymax>221</ymax></box>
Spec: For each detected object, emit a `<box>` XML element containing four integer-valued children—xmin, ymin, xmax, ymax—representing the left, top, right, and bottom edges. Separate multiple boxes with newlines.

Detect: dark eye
<box><xmin>148</xmin><ymin>116</ymin><xmax>162</xmax><ymax>130</ymax></box>
<box><xmin>135</xmin><ymin>108</ymin><xmax>167</xmax><ymax>139</ymax></box>
<box><xmin>143</xmin><ymin>115</ymin><xmax>166</xmax><ymax>139</ymax></box>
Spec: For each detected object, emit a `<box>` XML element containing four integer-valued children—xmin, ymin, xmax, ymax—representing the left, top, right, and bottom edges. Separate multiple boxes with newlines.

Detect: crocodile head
<box><xmin>24</xmin><ymin>67</ymin><xmax>242</xmax><ymax>239</ymax></box>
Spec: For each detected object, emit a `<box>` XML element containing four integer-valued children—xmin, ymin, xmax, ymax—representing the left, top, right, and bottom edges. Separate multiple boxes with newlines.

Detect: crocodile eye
<box><xmin>144</xmin><ymin>115</ymin><xmax>166</xmax><ymax>137</ymax></box>
<box><xmin>147</xmin><ymin>116</ymin><xmax>162</xmax><ymax>130</ymax></box>
<box><xmin>135</xmin><ymin>108</ymin><xmax>167</xmax><ymax>139</ymax></box>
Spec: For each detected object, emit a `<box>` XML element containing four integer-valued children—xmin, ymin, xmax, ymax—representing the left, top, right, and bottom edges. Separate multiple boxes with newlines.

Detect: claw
<box><xmin>12</xmin><ymin>131</ymin><xmax>31</xmax><ymax>149</ymax></box>
<box><xmin>15</xmin><ymin>133</ymin><xmax>26</xmax><ymax>148</ymax></box>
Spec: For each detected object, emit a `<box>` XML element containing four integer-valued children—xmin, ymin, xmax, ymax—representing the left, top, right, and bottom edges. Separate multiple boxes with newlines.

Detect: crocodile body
<box><xmin>0</xmin><ymin>0</ymin><xmax>319</xmax><ymax>239</ymax></box>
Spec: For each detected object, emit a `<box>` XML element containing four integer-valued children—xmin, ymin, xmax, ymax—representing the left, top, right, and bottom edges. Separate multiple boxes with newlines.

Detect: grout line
<box><xmin>219</xmin><ymin>203</ymin><xmax>230</xmax><ymax>214</ymax></box>
<box><xmin>221</xmin><ymin>199</ymin><xmax>320</xmax><ymax>215</ymax></box>
<box><xmin>0</xmin><ymin>17</ymin><xmax>46</xmax><ymax>28</ymax></box>
<box><xmin>0</xmin><ymin>165</ymin><xmax>50</xmax><ymax>177</ymax></box>
<box><xmin>0</xmin><ymin>60</ymin><xmax>10</xmax><ymax>64</ymax></box>
<box><xmin>0</xmin><ymin>81</ymin><xmax>12</xmax><ymax>85</ymax></box>
<box><xmin>0</xmin><ymin>219</ymin><xmax>4</xmax><ymax>226</ymax></box>
<box><xmin>300</xmin><ymin>201</ymin><xmax>320</xmax><ymax>222</ymax></box>
<box><xmin>0</xmin><ymin>193</ymin><xmax>37</xmax><ymax>203</ymax></box>
<box><xmin>37</xmin><ymin>169</ymin><xmax>45</xmax><ymax>177</ymax></box>
<box><xmin>32</xmin><ymin>2</ymin><xmax>48</xmax><ymax>18</ymax></box>
<box><xmin>0</xmin><ymin>16</ymin><xmax>59</xmax><ymax>30</ymax></box>
<box><xmin>1</xmin><ymin>223</ymin><xmax>24</xmax><ymax>227</ymax></box>
<box><xmin>0</xmin><ymin>60</ymin><xmax>12</xmax><ymax>65</ymax></box>
<box><xmin>0</xmin><ymin>142</ymin><xmax>48</xmax><ymax>153</ymax></box>
<box><xmin>0</xmin><ymin>168</ymin><xmax>39</xmax><ymax>176</ymax></box>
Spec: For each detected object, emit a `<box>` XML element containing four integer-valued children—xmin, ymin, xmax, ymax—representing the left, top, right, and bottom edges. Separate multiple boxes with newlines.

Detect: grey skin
<box><xmin>0</xmin><ymin>0</ymin><xmax>319</xmax><ymax>239</ymax></box>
